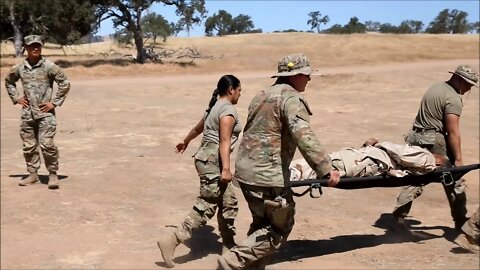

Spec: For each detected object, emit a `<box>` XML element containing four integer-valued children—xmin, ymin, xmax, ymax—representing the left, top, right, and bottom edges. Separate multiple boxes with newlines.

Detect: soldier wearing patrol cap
<box><xmin>391</xmin><ymin>64</ymin><xmax>479</xmax><ymax>234</ymax></box>
<box><xmin>5</xmin><ymin>34</ymin><xmax>71</xmax><ymax>189</ymax></box>
<box><xmin>217</xmin><ymin>53</ymin><xmax>340</xmax><ymax>270</ymax></box>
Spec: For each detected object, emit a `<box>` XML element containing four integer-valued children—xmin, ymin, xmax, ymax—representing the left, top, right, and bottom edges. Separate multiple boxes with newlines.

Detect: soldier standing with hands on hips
<box><xmin>5</xmin><ymin>35</ymin><xmax>71</xmax><ymax>189</ymax></box>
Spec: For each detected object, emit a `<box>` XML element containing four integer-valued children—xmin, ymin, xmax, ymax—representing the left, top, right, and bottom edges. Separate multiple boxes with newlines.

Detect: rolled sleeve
<box><xmin>50</xmin><ymin>65</ymin><xmax>70</xmax><ymax>107</ymax></box>
<box><xmin>5</xmin><ymin>65</ymin><xmax>21</xmax><ymax>104</ymax></box>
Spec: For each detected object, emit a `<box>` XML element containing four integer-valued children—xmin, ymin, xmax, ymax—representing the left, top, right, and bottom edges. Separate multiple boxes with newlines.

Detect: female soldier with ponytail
<box><xmin>157</xmin><ymin>75</ymin><xmax>242</xmax><ymax>268</ymax></box>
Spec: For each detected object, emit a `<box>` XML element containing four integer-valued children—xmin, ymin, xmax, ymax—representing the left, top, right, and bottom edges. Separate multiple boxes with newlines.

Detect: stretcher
<box><xmin>290</xmin><ymin>163</ymin><xmax>480</xmax><ymax>198</ymax></box>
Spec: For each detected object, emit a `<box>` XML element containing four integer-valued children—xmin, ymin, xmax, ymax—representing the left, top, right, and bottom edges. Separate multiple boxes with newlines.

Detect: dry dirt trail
<box><xmin>1</xmin><ymin>58</ymin><xmax>479</xmax><ymax>269</ymax></box>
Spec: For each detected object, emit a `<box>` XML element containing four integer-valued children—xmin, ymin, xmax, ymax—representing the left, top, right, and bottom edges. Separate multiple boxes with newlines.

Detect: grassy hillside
<box><xmin>1</xmin><ymin>33</ymin><xmax>478</xmax><ymax>78</ymax></box>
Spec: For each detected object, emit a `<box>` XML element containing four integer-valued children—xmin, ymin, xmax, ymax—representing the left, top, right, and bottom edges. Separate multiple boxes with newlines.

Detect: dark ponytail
<box><xmin>206</xmin><ymin>88</ymin><xmax>219</xmax><ymax>114</ymax></box>
<box><xmin>205</xmin><ymin>74</ymin><xmax>240</xmax><ymax>114</ymax></box>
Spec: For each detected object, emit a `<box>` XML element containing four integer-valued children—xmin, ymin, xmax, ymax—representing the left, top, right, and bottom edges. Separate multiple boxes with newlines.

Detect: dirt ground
<box><xmin>1</xmin><ymin>58</ymin><xmax>479</xmax><ymax>269</ymax></box>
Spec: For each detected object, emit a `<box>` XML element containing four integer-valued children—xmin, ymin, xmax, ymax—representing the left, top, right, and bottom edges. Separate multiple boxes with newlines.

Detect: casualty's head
<box><xmin>448</xmin><ymin>64</ymin><xmax>479</xmax><ymax>94</ymax></box>
<box><xmin>272</xmin><ymin>53</ymin><xmax>313</xmax><ymax>92</ymax></box>
<box><xmin>23</xmin><ymin>34</ymin><xmax>43</xmax><ymax>59</ymax></box>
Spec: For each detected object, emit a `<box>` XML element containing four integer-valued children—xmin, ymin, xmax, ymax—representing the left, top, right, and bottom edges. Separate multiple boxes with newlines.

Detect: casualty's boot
<box><xmin>48</xmin><ymin>173</ymin><xmax>59</xmax><ymax>189</ymax></box>
<box><xmin>246</xmin><ymin>254</ymin><xmax>273</xmax><ymax>270</ymax></box>
<box><xmin>19</xmin><ymin>172</ymin><xmax>39</xmax><ymax>186</ymax></box>
<box><xmin>217</xmin><ymin>255</ymin><xmax>233</xmax><ymax>270</ymax></box>
<box><xmin>221</xmin><ymin>236</ymin><xmax>237</xmax><ymax>255</ymax></box>
<box><xmin>157</xmin><ymin>231</ymin><xmax>180</xmax><ymax>268</ymax></box>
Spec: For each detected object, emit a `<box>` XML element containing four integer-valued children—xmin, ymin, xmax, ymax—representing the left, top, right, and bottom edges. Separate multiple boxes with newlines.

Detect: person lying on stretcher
<box><xmin>290</xmin><ymin>138</ymin><xmax>448</xmax><ymax>181</ymax></box>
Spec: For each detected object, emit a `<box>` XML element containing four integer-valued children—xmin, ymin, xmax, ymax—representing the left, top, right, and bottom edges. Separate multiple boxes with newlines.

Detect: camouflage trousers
<box><xmin>462</xmin><ymin>206</ymin><xmax>480</xmax><ymax>241</ymax></box>
<box><xmin>19</xmin><ymin>115</ymin><xmax>58</xmax><ymax>173</ymax></box>
<box><xmin>175</xmin><ymin>144</ymin><xmax>238</xmax><ymax>243</ymax></box>
<box><xmin>393</xmin><ymin>130</ymin><xmax>468</xmax><ymax>227</ymax></box>
<box><xmin>221</xmin><ymin>182</ymin><xmax>296</xmax><ymax>270</ymax></box>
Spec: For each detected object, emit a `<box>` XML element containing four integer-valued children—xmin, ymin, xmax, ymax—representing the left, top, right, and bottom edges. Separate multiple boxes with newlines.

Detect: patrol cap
<box><xmin>23</xmin><ymin>35</ymin><xmax>43</xmax><ymax>46</ymax></box>
<box><xmin>271</xmin><ymin>53</ymin><xmax>313</xmax><ymax>78</ymax></box>
<box><xmin>448</xmin><ymin>64</ymin><xmax>479</xmax><ymax>87</ymax></box>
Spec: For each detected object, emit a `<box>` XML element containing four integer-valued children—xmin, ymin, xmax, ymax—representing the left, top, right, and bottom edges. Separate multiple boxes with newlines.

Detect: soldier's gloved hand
<box><xmin>326</xmin><ymin>170</ymin><xmax>340</xmax><ymax>187</ymax></box>
<box><xmin>175</xmin><ymin>142</ymin><xmax>188</xmax><ymax>154</ymax></box>
<box><xmin>39</xmin><ymin>102</ymin><xmax>55</xmax><ymax>112</ymax></box>
<box><xmin>16</xmin><ymin>96</ymin><xmax>29</xmax><ymax>108</ymax></box>
<box><xmin>220</xmin><ymin>168</ymin><xmax>232</xmax><ymax>183</ymax></box>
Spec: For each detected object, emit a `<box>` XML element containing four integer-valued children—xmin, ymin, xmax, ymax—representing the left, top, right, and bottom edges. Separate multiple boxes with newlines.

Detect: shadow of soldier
<box><xmin>154</xmin><ymin>225</ymin><xmax>221</xmax><ymax>268</ymax></box>
<box><xmin>9</xmin><ymin>174</ymin><xmax>68</xmax><ymax>185</ymax></box>
<box><xmin>374</xmin><ymin>213</ymin><xmax>459</xmax><ymax>241</ymax></box>
<box><xmin>271</xmin><ymin>213</ymin><xmax>443</xmax><ymax>265</ymax></box>
<box><xmin>375</xmin><ymin>213</ymin><xmax>473</xmax><ymax>255</ymax></box>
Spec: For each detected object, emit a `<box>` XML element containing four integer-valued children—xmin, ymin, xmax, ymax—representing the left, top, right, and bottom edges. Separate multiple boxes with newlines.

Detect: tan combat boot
<box><xmin>157</xmin><ymin>232</ymin><xmax>180</xmax><ymax>268</ymax></box>
<box><xmin>48</xmin><ymin>173</ymin><xmax>59</xmax><ymax>189</ymax></box>
<box><xmin>19</xmin><ymin>172</ymin><xmax>39</xmax><ymax>186</ymax></box>
<box><xmin>217</xmin><ymin>255</ymin><xmax>233</xmax><ymax>270</ymax></box>
<box><xmin>454</xmin><ymin>233</ymin><xmax>480</xmax><ymax>253</ymax></box>
<box><xmin>390</xmin><ymin>216</ymin><xmax>410</xmax><ymax>232</ymax></box>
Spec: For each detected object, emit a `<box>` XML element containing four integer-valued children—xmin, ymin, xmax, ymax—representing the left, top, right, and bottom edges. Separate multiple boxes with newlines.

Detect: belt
<box><xmin>412</xmin><ymin>127</ymin><xmax>441</xmax><ymax>133</ymax></box>
<box><xmin>200</xmin><ymin>141</ymin><xmax>218</xmax><ymax>147</ymax></box>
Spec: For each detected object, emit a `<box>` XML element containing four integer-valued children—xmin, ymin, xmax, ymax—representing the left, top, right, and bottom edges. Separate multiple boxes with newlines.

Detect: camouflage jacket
<box><xmin>234</xmin><ymin>83</ymin><xmax>333</xmax><ymax>187</ymax></box>
<box><xmin>5</xmin><ymin>57</ymin><xmax>70</xmax><ymax>120</ymax></box>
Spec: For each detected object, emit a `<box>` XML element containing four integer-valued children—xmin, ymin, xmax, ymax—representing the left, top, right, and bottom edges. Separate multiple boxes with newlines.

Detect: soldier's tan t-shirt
<box><xmin>413</xmin><ymin>82</ymin><xmax>463</xmax><ymax>132</ymax></box>
<box><xmin>202</xmin><ymin>99</ymin><xmax>242</xmax><ymax>149</ymax></box>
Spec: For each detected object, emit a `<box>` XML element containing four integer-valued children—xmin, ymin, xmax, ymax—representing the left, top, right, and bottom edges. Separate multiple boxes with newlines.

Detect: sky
<box><xmin>97</xmin><ymin>0</ymin><xmax>480</xmax><ymax>37</ymax></box>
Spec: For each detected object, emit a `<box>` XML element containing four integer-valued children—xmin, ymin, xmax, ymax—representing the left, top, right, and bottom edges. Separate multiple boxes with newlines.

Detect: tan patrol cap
<box><xmin>23</xmin><ymin>35</ymin><xmax>43</xmax><ymax>46</ymax></box>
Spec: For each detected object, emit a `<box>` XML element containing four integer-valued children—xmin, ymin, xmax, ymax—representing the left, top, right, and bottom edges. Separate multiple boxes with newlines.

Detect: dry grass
<box><xmin>1</xmin><ymin>33</ymin><xmax>478</xmax><ymax>78</ymax></box>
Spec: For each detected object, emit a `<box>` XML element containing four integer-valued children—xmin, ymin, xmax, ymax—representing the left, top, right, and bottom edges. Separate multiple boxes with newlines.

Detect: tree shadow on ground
<box><xmin>54</xmin><ymin>58</ymin><xmax>197</xmax><ymax>69</ymax></box>
<box><xmin>155</xmin><ymin>225</ymin><xmax>221</xmax><ymax>268</ymax></box>
<box><xmin>272</xmin><ymin>212</ymin><xmax>445</xmax><ymax>264</ymax></box>
<box><xmin>54</xmin><ymin>59</ymin><xmax>134</xmax><ymax>68</ymax></box>
<box><xmin>9</xmin><ymin>174</ymin><xmax>68</xmax><ymax>185</ymax></box>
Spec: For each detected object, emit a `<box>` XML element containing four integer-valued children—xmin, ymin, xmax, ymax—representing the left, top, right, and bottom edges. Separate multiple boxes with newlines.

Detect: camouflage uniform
<box><xmin>5</xmin><ymin>35</ymin><xmax>70</xmax><ymax>174</ymax></box>
<box><xmin>174</xmin><ymin>100</ymin><xmax>241</xmax><ymax>246</ymax></box>
<box><xmin>219</xmin><ymin>54</ymin><xmax>333</xmax><ymax>270</ymax></box>
<box><xmin>174</xmin><ymin>141</ymin><xmax>239</xmax><ymax>244</ymax></box>
<box><xmin>393</xmin><ymin>65</ymin><xmax>479</xmax><ymax>230</ymax></box>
